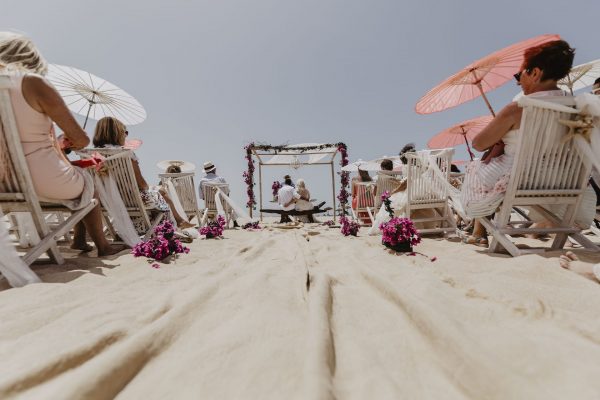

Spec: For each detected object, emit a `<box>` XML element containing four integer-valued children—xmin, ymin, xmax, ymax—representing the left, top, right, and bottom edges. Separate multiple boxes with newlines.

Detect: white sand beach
<box><xmin>1</xmin><ymin>226</ymin><xmax>600</xmax><ymax>400</ymax></box>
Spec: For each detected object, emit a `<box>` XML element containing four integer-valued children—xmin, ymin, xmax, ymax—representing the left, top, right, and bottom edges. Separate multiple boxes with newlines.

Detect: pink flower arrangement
<box><xmin>132</xmin><ymin>220</ymin><xmax>190</xmax><ymax>261</ymax></box>
<box><xmin>340</xmin><ymin>216</ymin><xmax>360</xmax><ymax>236</ymax></box>
<box><xmin>200</xmin><ymin>215</ymin><xmax>226</xmax><ymax>238</ymax></box>
<box><xmin>380</xmin><ymin>217</ymin><xmax>421</xmax><ymax>250</ymax></box>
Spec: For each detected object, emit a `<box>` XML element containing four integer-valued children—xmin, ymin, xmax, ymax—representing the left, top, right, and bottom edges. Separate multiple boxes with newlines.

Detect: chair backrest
<box><xmin>508</xmin><ymin>96</ymin><xmax>591</xmax><ymax>201</ymax></box>
<box><xmin>354</xmin><ymin>182</ymin><xmax>375</xmax><ymax>208</ymax></box>
<box><xmin>78</xmin><ymin>148</ymin><xmax>152</xmax><ymax>230</ymax></box>
<box><xmin>405</xmin><ymin>148</ymin><xmax>454</xmax><ymax>205</ymax></box>
<box><xmin>159</xmin><ymin>172</ymin><xmax>199</xmax><ymax>218</ymax></box>
<box><xmin>374</xmin><ymin>174</ymin><xmax>402</xmax><ymax>208</ymax></box>
<box><xmin>201</xmin><ymin>182</ymin><xmax>231</xmax><ymax>213</ymax></box>
<box><xmin>0</xmin><ymin>74</ymin><xmax>50</xmax><ymax>236</ymax></box>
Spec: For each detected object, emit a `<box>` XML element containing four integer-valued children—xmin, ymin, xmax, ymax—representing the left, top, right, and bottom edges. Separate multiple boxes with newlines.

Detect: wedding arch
<box><xmin>243</xmin><ymin>142</ymin><xmax>349</xmax><ymax>221</ymax></box>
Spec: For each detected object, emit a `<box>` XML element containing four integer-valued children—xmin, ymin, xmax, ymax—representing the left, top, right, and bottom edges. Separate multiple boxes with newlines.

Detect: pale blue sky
<box><xmin>3</xmin><ymin>0</ymin><xmax>599</xmax><ymax>209</ymax></box>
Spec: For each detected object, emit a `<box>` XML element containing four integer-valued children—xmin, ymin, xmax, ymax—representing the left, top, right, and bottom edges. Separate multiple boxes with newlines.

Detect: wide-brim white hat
<box><xmin>157</xmin><ymin>160</ymin><xmax>196</xmax><ymax>173</ymax></box>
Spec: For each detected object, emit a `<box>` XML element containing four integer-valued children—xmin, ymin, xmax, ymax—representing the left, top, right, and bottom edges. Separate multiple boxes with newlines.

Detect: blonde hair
<box><xmin>296</xmin><ymin>179</ymin><xmax>306</xmax><ymax>189</ymax></box>
<box><xmin>0</xmin><ymin>32</ymin><xmax>48</xmax><ymax>75</ymax></box>
<box><xmin>93</xmin><ymin>117</ymin><xmax>127</xmax><ymax>147</ymax></box>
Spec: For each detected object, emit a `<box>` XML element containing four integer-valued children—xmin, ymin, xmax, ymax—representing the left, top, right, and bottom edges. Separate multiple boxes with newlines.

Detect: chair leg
<box><xmin>23</xmin><ymin>201</ymin><xmax>97</xmax><ymax>265</ymax></box>
<box><xmin>143</xmin><ymin>212</ymin><xmax>166</xmax><ymax>240</ymax></box>
<box><xmin>480</xmin><ymin>215</ymin><xmax>521</xmax><ymax>256</ymax></box>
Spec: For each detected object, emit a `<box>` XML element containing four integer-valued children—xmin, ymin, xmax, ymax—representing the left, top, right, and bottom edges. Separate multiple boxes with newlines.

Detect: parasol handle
<box><xmin>83</xmin><ymin>102</ymin><xmax>92</xmax><ymax>129</ymax></box>
<box><xmin>461</xmin><ymin>128</ymin><xmax>475</xmax><ymax>161</ymax></box>
<box><xmin>475</xmin><ymin>82</ymin><xmax>496</xmax><ymax>117</ymax></box>
<box><xmin>82</xmin><ymin>92</ymin><xmax>96</xmax><ymax>129</ymax></box>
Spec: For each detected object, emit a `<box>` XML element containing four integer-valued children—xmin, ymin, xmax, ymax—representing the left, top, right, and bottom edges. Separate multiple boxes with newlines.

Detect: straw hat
<box><xmin>156</xmin><ymin>160</ymin><xmax>196</xmax><ymax>173</ymax></box>
<box><xmin>203</xmin><ymin>161</ymin><xmax>216</xmax><ymax>173</ymax></box>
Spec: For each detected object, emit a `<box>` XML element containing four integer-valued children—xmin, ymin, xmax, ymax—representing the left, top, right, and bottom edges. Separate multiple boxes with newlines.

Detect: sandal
<box><xmin>462</xmin><ymin>235</ymin><xmax>488</xmax><ymax>247</ymax></box>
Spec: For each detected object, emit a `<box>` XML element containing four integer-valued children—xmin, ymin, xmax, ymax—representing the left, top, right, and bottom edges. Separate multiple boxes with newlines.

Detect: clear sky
<box><xmin>3</xmin><ymin>0</ymin><xmax>599</xmax><ymax>210</ymax></box>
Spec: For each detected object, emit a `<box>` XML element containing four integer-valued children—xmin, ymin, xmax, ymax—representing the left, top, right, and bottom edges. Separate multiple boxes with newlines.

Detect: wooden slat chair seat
<box><xmin>480</xmin><ymin>96</ymin><xmax>600</xmax><ymax>256</ymax></box>
<box><xmin>0</xmin><ymin>74</ymin><xmax>97</xmax><ymax>265</ymax></box>
<box><xmin>78</xmin><ymin>148</ymin><xmax>165</xmax><ymax>240</ymax></box>
<box><xmin>159</xmin><ymin>172</ymin><xmax>201</xmax><ymax>224</ymax></box>
<box><xmin>404</xmin><ymin>148</ymin><xmax>457</xmax><ymax>235</ymax></box>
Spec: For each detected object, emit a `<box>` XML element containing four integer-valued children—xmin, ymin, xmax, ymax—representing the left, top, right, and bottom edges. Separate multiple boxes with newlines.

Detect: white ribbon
<box><xmin>94</xmin><ymin>174</ymin><xmax>141</xmax><ymax>247</ymax></box>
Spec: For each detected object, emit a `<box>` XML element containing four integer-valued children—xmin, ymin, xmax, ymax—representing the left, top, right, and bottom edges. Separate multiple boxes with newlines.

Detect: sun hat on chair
<box><xmin>156</xmin><ymin>160</ymin><xmax>196</xmax><ymax>172</ymax></box>
<box><xmin>203</xmin><ymin>161</ymin><xmax>216</xmax><ymax>173</ymax></box>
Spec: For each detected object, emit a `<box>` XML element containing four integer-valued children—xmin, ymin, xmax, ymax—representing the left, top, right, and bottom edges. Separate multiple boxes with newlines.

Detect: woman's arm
<box><xmin>131</xmin><ymin>159</ymin><xmax>149</xmax><ymax>191</ymax></box>
<box><xmin>21</xmin><ymin>75</ymin><xmax>90</xmax><ymax>149</ymax></box>
<box><xmin>472</xmin><ymin>102</ymin><xmax>521</xmax><ymax>151</ymax></box>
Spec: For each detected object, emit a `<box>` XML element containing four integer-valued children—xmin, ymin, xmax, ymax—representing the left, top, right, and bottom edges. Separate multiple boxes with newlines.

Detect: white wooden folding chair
<box><xmin>200</xmin><ymin>182</ymin><xmax>234</xmax><ymax>227</ymax></box>
<box><xmin>404</xmin><ymin>149</ymin><xmax>457</xmax><ymax>235</ymax></box>
<box><xmin>480</xmin><ymin>96</ymin><xmax>600</xmax><ymax>256</ymax></box>
<box><xmin>159</xmin><ymin>172</ymin><xmax>201</xmax><ymax>224</ymax></box>
<box><xmin>0</xmin><ymin>74</ymin><xmax>97</xmax><ymax>265</ymax></box>
<box><xmin>367</xmin><ymin>173</ymin><xmax>403</xmax><ymax>223</ymax></box>
<box><xmin>78</xmin><ymin>148</ymin><xmax>164</xmax><ymax>240</ymax></box>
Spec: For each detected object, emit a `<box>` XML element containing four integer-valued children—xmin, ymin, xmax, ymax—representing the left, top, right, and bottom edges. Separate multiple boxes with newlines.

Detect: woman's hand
<box><xmin>472</xmin><ymin>102</ymin><xmax>521</xmax><ymax>151</ymax></box>
<box><xmin>22</xmin><ymin>75</ymin><xmax>90</xmax><ymax>149</ymax></box>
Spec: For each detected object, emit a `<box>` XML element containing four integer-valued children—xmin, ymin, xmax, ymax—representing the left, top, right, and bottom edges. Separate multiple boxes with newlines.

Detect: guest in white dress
<box><xmin>461</xmin><ymin>40</ymin><xmax>575</xmax><ymax>246</ymax></box>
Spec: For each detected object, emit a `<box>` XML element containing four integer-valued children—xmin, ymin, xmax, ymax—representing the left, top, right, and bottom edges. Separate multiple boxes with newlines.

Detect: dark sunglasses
<box><xmin>514</xmin><ymin>68</ymin><xmax>532</xmax><ymax>83</ymax></box>
<box><xmin>125</xmin><ymin>130</ymin><xmax>129</xmax><ymax>136</ymax></box>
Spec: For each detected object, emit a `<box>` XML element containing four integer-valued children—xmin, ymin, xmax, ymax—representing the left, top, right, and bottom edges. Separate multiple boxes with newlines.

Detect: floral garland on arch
<box><xmin>243</xmin><ymin>142</ymin><xmax>350</xmax><ymax>215</ymax></box>
<box><xmin>243</xmin><ymin>142</ymin><xmax>256</xmax><ymax>209</ymax></box>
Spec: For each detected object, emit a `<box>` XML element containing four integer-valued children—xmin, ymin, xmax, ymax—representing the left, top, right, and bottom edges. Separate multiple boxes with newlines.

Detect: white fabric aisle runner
<box><xmin>94</xmin><ymin>174</ymin><xmax>141</xmax><ymax>247</ymax></box>
<box><xmin>0</xmin><ymin>211</ymin><xmax>41</xmax><ymax>287</ymax></box>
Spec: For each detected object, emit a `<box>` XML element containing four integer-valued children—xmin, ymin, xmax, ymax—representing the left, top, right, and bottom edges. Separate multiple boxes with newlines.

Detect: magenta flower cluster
<box><xmin>243</xmin><ymin>143</ymin><xmax>256</xmax><ymax>209</ymax></box>
<box><xmin>271</xmin><ymin>181</ymin><xmax>282</xmax><ymax>197</ymax></box>
<box><xmin>380</xmin><ymin>217</ymin><xmax>421</xmax><ymax>247</ymax></box>
<box><xmin>336</xmin><ymin>143</ymin><xmax>350</xmax><ymax>216</ymax></box>
<box><xmin>340</xmin><ymin>216</ymin><xmax>360</xmax><ymax>236</ymax></box>
<box><xmin>200</xmin><ymin>215</ymin><xmax>226</xmax><ymax>238</ymax></box>
<box><xmin>242</xmin><ymin>221</ymin><xmax>261</xmax><ymax>230</ymax></box>
<box><xmin>132</xmin><ymin>220</ymin><xmax>190</xmax><ymax>261</ymax></box>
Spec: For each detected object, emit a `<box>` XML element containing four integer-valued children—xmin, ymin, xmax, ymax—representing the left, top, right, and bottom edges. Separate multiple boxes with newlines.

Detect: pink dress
<box><xmin>7</xmin><ymin>73</ymin><xmax>85</xmax><ymax>201</ymax></box>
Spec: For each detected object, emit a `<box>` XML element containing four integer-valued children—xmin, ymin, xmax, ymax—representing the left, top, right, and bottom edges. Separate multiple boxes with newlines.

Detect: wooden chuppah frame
<box><xmin>247</xmin><ymin>144</ymin><xmax>342</xmax><ymax>222</ymax></box>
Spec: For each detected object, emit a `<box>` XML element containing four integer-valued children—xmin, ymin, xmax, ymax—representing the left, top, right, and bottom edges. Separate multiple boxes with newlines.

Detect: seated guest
<box><xmin>93</xmin><ymin>117</ymin><xmax>194</xmax><ymax>229</ymax></box>
<box><xmin>198</xmin><ymin>161</ymin><xmax>239</xmax><ymax>227</ymax></box>
<box><xmin>0</xmin><ymin>32</ymin><xmax>124</xmax><ymax>255</ymax></box>
<box><xmin>198</xmin><ymin>162</ymin><xmax>227</xmax><ymax>200</ymax></box>
<box><xmin>277</xmin><ymin>175</ymin><xmax>300</xmax><ymax>222</ymax></box>
<box><xmin>461</xmin><ymin>40</ymin><xmax>579</xmax><ymax>246</ymax></box>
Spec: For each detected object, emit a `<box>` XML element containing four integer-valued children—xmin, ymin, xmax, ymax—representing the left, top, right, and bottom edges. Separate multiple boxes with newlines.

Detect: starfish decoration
<box><xmin>559</xmin><ymin>113</ymin><xmax>595</xmax><ymax>143</ymax></box>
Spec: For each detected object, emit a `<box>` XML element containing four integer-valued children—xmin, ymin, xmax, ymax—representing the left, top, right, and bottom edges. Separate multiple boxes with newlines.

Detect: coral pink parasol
<box><xmin>428</xmin><ymin>115</ymin><xmax>493</xmax><ymax>160</ymax></box>
<box><xmin>415</xmin><ymin>34</ymin><xmax>560</xmax><ymax>116</ymax></box>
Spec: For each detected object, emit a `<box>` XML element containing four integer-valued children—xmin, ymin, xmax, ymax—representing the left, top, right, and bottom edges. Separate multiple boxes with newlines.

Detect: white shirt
<box><xmin>277</xmin><ymin>185</ymin><xmax>300</xmax><ymax>211</ymax></box>
<box><xmin>198</xmin><ymin>172</ymin><xmax>227</xmax><ymax>199</ymax></box>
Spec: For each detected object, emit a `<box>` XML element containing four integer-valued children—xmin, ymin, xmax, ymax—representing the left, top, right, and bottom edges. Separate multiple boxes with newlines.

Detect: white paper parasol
<box><xmin>47</xmin><ymin>64</ymin><xmax>147</xmax><ymax>128</ymax></box>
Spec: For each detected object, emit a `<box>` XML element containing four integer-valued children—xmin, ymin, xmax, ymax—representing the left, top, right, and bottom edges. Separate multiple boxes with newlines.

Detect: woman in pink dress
<box><xmin>0</xmin><ymin>32</ymin><xmax>124</xmax><ymax>256</ymax></box>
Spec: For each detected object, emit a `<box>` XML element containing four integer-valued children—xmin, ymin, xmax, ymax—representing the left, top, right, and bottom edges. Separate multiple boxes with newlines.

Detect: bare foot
<box><xmin>559</xmin><ymin>251</ymin><xmax>600</xmax><ymax>282</ymax></box>
<box><xmin>97</xmin><ymin>244</ymin><xmax>128</xmax><ymax>257</ymax></box>
<box><xmin>70</xmin><ymin>242</ymin><xmax>94</xmax><ymax>252</ymax></box>
<box><xmin>177</xmin><ymin>221</ymin><xmax>195</xmax><ymax>229</ymax></box>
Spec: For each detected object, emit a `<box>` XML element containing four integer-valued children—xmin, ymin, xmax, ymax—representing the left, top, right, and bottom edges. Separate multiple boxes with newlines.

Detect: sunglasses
<box><xmin>514</xmin><ymin>68</ymin><xmax>532</xmax><ymax>83</ymax></box>
<box><xmin>125</xmin><ymin>130</ymin><xmax>129</xmax><ymax>136</ymax></box>
<box><xmin>593</xmin><ymin>87</ymin><xmax>600</xmax><ymax>95</ymax></box>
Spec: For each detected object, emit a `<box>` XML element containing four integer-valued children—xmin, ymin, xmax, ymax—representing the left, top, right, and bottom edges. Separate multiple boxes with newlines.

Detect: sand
<box><xmin>1</xmin><ymin>226</ymin><xmax>600</xmax><ymax>399</ymax></box>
